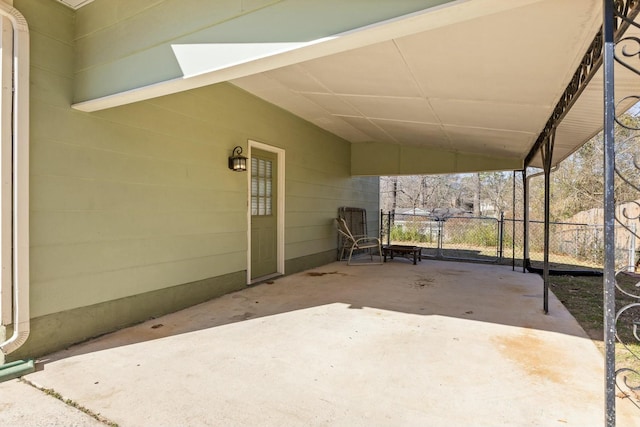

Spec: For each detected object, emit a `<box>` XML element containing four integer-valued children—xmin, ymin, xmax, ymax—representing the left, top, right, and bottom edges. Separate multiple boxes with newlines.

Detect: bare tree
<box><xmin>473</xmin><ymin>173</ymin><xmax>481</xmax><ymax>216</ymax></box>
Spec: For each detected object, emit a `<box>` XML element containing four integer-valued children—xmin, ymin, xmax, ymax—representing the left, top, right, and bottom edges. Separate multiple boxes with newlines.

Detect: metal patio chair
<box><xmin>337</xmin><ymin>207</ymin><xmax>368</xmax><ymax>261</ymax></box>
<box><xmin>336</xmin><ymin>217</ymin><xmax>383</xmax><ymax>265</ymax></box>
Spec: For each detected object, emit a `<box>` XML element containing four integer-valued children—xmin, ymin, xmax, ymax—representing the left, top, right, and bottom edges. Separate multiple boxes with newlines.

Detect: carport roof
<box><xmin>71</xmin><ymin>0</ymin><xmax>640</xmax><ymax>173</ymax></box>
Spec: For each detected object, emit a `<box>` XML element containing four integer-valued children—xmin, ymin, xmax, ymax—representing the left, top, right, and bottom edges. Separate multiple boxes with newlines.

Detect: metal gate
<box><xmin>380</xmin><ymin>212</ymin><xmax>501</xmax><ymax>263</ymax></box>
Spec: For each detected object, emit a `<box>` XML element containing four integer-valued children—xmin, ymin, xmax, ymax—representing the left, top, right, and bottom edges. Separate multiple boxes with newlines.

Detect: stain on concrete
<box><xmin>412</xmin><ymin>276</ymin><xmax>435</xmax><ymax>289</ymax></box>
<box><xmin>492</xmin><ymin>331</ymin><xmax>566</xmax><ymax>384</ymax></box>
<box><xmin>436</xmin><ymin>270</ymin><xmax>468</xmax><ymax>276</ymax></box>
<box><xmin>306</xmin><ymin>271</ymin><xmax>346</xmax><ymax>277</ymax></box>
<box><xmin>504</xmin><ymin>285</ymin><xmax>524</xmax><ymax>294</ymax></box>
<box><xmin>230</xmin><ymin>312</ymin><xmax>254</xmax><ymax>322</ymax></box>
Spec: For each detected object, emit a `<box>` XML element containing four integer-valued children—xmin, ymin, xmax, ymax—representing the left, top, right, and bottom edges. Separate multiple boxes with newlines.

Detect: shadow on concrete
<box><xmin>36</xmin><ymin>259</ymin><xmax>588</xmax><ymax>365</ymax></box>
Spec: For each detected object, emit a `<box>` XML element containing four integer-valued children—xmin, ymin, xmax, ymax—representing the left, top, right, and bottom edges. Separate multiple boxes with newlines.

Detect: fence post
<box><xmin>628</xmin><ymin>223</ymin><xmax>637</xmax><ymax>272</ymax></box>
<box><xmin>498</xmin><ymin>212</ymin><xmax>504</xmax><ymax>261</ymax></box>
<box><xmin>387</xmin><ymin>211</ymin><xmax>393</xmax><ymax>246</ymax></box>
<box><xmin>437</xmin><ymin>219</ymin><xmax>443</xmax><ymax>258</ymax></box>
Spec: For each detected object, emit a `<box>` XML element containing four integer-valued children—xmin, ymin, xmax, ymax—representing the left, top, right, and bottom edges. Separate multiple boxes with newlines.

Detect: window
<box><xmin>251</xmin><ymin>157</ymin><xmax>272</xmax><ymax>216</ymax></box>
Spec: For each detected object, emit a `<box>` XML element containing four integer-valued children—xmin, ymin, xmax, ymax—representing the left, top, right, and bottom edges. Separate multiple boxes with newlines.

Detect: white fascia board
<box><xmin>55</xmin><ymin>0</ymin><xmax>95</xmax><ymax>10</ymax></box>
<box><xmin>72</xmin><ymin>0</ymin><xmax>544</xmax><ymax>112</ymax></box>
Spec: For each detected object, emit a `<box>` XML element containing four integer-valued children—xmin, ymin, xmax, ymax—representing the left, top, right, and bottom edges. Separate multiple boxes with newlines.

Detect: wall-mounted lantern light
<box><xmin>228</xmin><ymin>146</ymin><xmax>247</xmax><ymax>172</ymax></box>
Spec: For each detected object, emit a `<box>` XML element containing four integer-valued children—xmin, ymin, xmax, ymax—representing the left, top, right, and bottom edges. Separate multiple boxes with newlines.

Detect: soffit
<box><xmin>232</xmin><ymin>0</ymin><xmax>604</xmax><ymax>171</ymax></box>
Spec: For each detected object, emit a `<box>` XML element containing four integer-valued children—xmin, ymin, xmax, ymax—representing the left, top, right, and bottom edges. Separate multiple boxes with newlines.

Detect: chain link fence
<box><xmin>381</xmin><ymin>211</ymin><xmax>637</xmax><ymax>270</ymax></box>
<box><xmin>381</xmin><ymin>212</ymin><xmax>502</xmax><ymax>263</ymax></box>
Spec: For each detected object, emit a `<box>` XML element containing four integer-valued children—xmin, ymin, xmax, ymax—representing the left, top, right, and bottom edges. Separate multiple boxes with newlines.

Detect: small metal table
<box><xmin>382</xmin><ymin>245</ymin><xmax>422</xmax><ymax>265</ymax></box>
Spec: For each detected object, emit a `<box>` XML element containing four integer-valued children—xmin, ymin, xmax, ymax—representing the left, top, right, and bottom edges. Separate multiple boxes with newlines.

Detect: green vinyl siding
<box><xmin>17</xmin><ymin>0</ymin><xmax>379</xmax><ymax>325</ymax></box>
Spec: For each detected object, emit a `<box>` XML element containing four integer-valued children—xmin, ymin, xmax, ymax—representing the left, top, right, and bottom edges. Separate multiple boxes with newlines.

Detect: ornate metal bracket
<box><xmin>525</xmin><ymin>0</ymin><xmax>640</xmax><ymax>167</ymax></box>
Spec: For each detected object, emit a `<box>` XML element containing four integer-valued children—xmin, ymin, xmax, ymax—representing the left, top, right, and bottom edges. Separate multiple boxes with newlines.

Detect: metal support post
<box><xmin>541</xmin><ymin>131</ymin><xmax>555</xmax><ymax>315</ymax></box>
<box><xmin>602</xmin><ymin>1</ymin><xmax>616</xmax><ymax>423</ymax></box>
<box><xmin>523</xmin><ymin>169</ymin><xmax>528</xmax><ymax>273</ymax></box>
<box><xmin>512</xmin><ymin>171</ymin><xmax>516</xmax><ymax>271</ymax></box>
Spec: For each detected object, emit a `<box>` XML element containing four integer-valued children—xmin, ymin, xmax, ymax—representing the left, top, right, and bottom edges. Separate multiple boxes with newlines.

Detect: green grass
<box><xmin>20</xmin><ymin>379</ymin><xmax>119</xmax><ymax>427</ymax></box>
<box><xmin>549</xmin><ymin>274</ymin><xmax>640</xmax><ymax>402</ymax></box>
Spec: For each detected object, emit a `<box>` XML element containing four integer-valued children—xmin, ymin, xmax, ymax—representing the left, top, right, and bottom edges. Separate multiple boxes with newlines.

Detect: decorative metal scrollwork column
<box><xmin>604</xmin><ymin>1</ymin><xmax>640</xmax><ymax>425</ymax></box>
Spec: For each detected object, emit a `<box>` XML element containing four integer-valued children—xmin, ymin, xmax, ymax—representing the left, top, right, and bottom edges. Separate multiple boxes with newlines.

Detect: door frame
<box><xmin>246</xmin><ymin>140</ymin><xmax>285</xmax><ymax>284</ymax></box>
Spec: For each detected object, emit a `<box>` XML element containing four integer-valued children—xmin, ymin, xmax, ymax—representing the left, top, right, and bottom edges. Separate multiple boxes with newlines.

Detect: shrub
<box><xmin>449</xmin><ymin>222</ymin><xmax>498</xmax><ymax>247</ymax></box>
<box><xmin>390</xmin><ymin>224</ymin><xmax>433</xmax><ymax>243</ymax></box>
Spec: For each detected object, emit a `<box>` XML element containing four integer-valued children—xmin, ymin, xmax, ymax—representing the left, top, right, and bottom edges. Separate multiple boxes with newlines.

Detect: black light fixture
<box><xmin>228</xmin><ymin>146</ymin><xmax>247</xmax><ymax>172</ymax></box>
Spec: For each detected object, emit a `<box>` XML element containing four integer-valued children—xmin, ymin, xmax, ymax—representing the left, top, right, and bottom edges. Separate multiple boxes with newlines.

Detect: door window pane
<box><xmin>251</xmin><ymin>157</ymin><xmax>273</xmax><ymax>216</ymax></box>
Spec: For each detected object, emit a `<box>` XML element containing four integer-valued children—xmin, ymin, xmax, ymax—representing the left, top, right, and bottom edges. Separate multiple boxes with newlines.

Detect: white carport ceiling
<box><xmin>230</xmin><ymin>0</ymin><xmax>614</xmax><ymax>170</ymax></box>
<box><xmin>68</xmin><ymin>0</ymin><xmax>639</xmax><ymax>173</ymax></box>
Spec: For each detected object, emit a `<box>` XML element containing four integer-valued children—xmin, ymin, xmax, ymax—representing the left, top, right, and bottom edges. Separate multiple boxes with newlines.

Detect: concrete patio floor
<box><xmin>2</xmin><ymin>259</ymin><xmax>638</xmax><ymax>426</ymax></box>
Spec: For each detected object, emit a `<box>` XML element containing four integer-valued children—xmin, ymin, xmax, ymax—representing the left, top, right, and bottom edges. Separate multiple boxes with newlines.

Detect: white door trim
<box><xmin>247</xmin><ymin>140</ymin><xmax>285</xmax><ymax>284</ymax></box>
